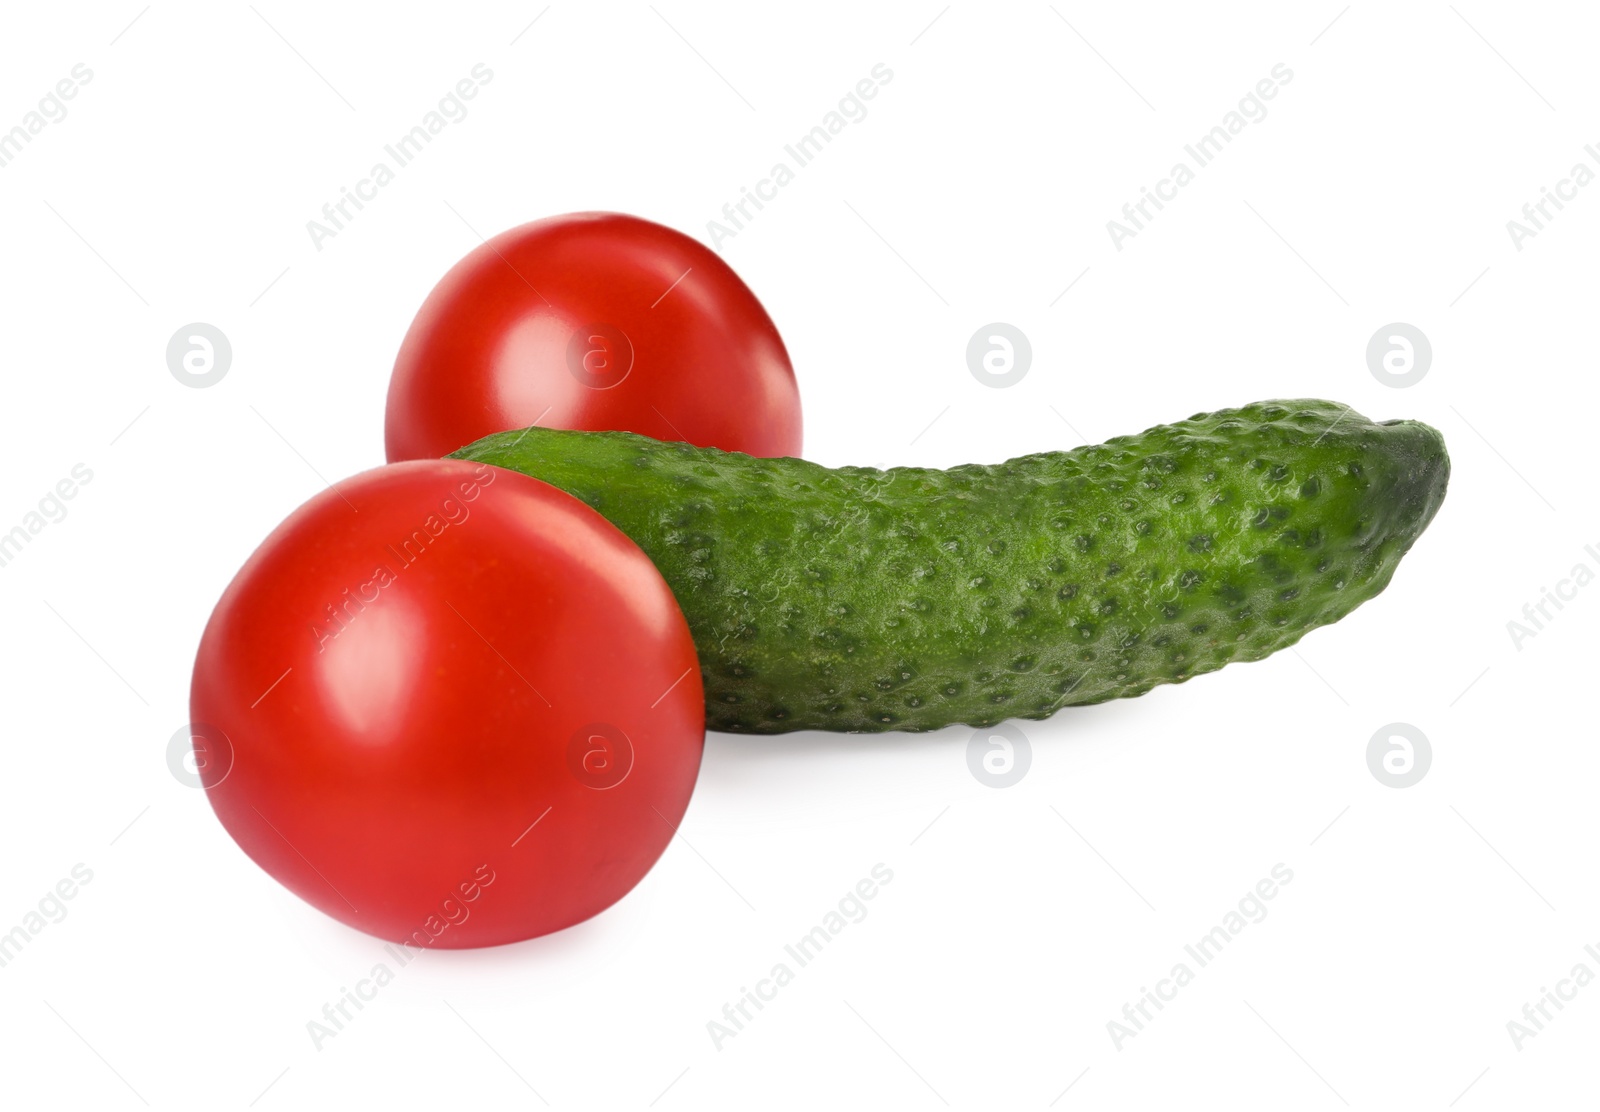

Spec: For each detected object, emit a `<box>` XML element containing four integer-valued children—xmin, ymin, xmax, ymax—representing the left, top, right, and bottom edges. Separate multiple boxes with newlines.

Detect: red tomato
<box><xmin>189</xmin><ymin>460</ymin><xmax>704</xmax><ymax>948</ymax></box>
<box><xmin>385</xmin><ymin>212</ymin><xmax>802</xmax><ymax>461</ymax></box>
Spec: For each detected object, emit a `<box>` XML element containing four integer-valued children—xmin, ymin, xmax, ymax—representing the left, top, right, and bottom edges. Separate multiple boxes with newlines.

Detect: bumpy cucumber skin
<box><xmin>452</xmin><ymin>400</ymin><xmax>1448</xmax><ymax>734</ymax></box>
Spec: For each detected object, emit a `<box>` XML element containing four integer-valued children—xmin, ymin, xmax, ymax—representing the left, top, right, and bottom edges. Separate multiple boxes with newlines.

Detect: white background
<box><xmin>0</xmin><ymin>2</ymin><xmax>1593</xmax><ymax>1108</ymax></box>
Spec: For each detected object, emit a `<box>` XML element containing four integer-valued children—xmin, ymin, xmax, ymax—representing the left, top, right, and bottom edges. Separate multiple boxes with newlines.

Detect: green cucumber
<box><xmin>452</xmin><ymin>399</ymin><xmax>1448</xmax><ymax>734</ymax></box>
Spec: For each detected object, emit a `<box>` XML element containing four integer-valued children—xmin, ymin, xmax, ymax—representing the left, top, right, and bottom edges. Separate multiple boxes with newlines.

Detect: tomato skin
<box><xmin>386</xmin><ymin>212</ymin><xmax>802</xmax><ymax>461</ymax></box>
<box><xmin>190</xmin><ymin>460</ymin><xmax>703</xmax><ymax>947</ymax></box>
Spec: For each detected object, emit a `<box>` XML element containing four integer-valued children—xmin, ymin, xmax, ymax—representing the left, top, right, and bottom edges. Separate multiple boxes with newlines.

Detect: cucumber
<box><xmin>452</xmin><ymin>399</ymin><xmax>1448</xmax><ymax>734</ymax></box>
